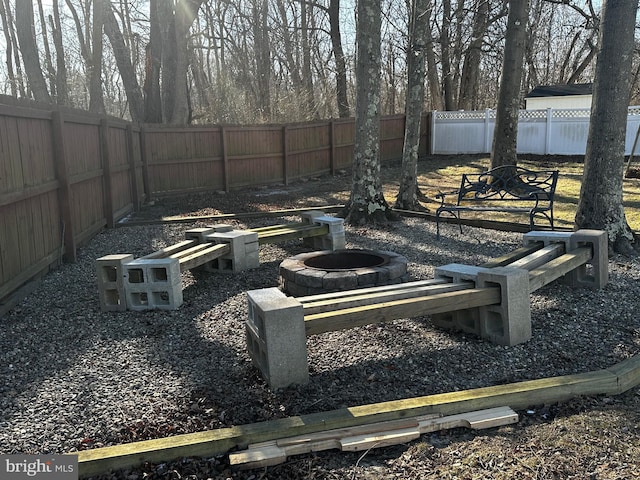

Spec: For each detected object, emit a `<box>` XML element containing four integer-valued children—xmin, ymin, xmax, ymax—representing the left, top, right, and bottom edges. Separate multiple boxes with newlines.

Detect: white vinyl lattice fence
<box><xmin>432</xmin><ymin>107</ymin><xmax>640</xmax><ymax>156</ymax></box>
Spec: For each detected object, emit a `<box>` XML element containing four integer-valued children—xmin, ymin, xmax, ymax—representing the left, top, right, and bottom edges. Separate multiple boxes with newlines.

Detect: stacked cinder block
<box><xmin>246</xmin><ymin>287</ymin><xmax>308</xmax><ymax>389</ymax></box>
<box><xmin>206</xmin><ymin>229</ymin><xmax>260</xmax><ymax>272</ymax></box>
<box><xmin>301</xmin><ymin>211</ymin><xmax>346</xmax><ymax>250</ymax></box>
<box><xmin>96</xmin><ymin>254</ymin><xmax>134</xmax><ymax>311</ymax></box>
<box><xmin>523</xmin><ymin>229</ymin><xmax>608</xmax><ymax>288</ymax></box>
<box><xmin>123</xmin><ymin>257</ymin><xmax>183</xmax><ymax>310</ymax></box>
<box><xmin>432</xmin><ymin>264</ymin><xmax>531</xmax><ymax>346</ymax></box>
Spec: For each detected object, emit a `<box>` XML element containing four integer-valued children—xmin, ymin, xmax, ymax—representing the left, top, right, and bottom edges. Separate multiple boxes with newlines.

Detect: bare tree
<box><xmin>89</xmin><ymin>0</ymin><xmax>105</xmax><ymax>114</ymax></box>
<box><xmin>327</xmin><ymin>0</ymin><xmax>350</xmax><ymax>117</ymax></box>
<box><xmin>395</xmin><ymin>0</ymin><xmax>430</xmax><ymax>210</ymax></box>
<box><xmin>490</xmin><ymin>0</ymin><xmax>529</xmax><ymax>169</ymax></box>
<box><xmin>15</xmin><ymin>0</ymin><xmax>50</xmax><ymax>102</ymax></box>
<box><xmin>575</xmin><ymin>0</ymin><xmax>638</xmax><ymax>254</ymax></box>
<box><xmin>103</xmin><ymin>0</ymin><xmax>143</xmax><ymax>121</ymax></box>
<box><xmin>49</xmin><ymin>0</ymin><xmax>68</xmax><ymax>105</ymax></box>
<box><xmin>343</xmin><ymin>0</ymin><xmax>394</xmax><ymax>224</ymax></box>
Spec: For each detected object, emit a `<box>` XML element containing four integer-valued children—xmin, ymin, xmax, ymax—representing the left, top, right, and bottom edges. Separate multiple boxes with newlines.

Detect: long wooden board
<box><xmin>304</xmin><ymin>287</ymin><xmax>501</xmax><ymax>336</ymax></box>
<box><xmin>229</xmin><ymin>407</ymin><xmax>518</xmax><ymax>469</ymax></box>
<box><xmin>76</xmin><ymin>355</ymin><xmax>640</xmax><ymax>477</ymax></box>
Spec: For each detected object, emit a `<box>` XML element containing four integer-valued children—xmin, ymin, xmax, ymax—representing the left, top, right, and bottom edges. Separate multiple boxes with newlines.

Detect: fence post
<box><xmin>99</xmin><ymin>118</ymin><xmax>115</xmax><ymax>228</ymax></box>
<box><xmin>221</xmin><ymin>126</ymin><xmax>229</xmax><ymax>192</ymax></box>
<box><xmin>282</xmin><ymin>125</ymin><xmax>289</xmax><ymax>185</ymax></box>
<box><xmin>330</xmin><ymin>119</ymin><xmax>336</xmax><ymax>175</ymax></box>
<box><xmin>51</xmin><ymin>109</ymin><xmax>77</xmax><ymax>263</ymax></box>
<box><xmin>484</xmin><ymin>109</ymin><xmax>492</xmax><ymax>153</ymax></box>
<box><xmin>138</xmin><ymin>126</ymin><xmax>151</xmax><ymax>204</ymax></box>
<box><xmin>545</xmin><ymin>108</ymin><xmax>553</xmax><ymax>155</ymax></box>
<box><xmin>431</xmin><ymin>111</ymin><xmax>437</xmax><ymax>154</ymax></box>
<box><xmin>125</xmin><ymin>124</ymin><xmax>140</xmax><ymax>211</ymax></box>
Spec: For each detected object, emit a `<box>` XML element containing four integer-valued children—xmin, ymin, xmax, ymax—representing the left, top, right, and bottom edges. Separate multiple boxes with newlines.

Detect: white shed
<box><xmin>525</xmin><ymin>83</ymin><xmax>593</xmax><ymax>110</ymax></box>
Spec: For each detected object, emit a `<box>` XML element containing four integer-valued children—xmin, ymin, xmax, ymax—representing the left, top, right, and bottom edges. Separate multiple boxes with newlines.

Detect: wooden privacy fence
<box><xmin>0</xmin><ymin>101</ymin><xmax>430</xmax><ymax>308</ymax></box>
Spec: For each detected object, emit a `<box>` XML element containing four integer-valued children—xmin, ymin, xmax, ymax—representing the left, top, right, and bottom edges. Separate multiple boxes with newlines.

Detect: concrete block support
<box><xmin>311</xmin><ymin>216</ymin><xmax>346</xmax><ymax>250</ymax></box>
<box><xmin>431</xmin><ymin>264</ymin><xmax>487</xmax><ymax>335</ymax></box>
<box><xmin>477</xmin><ymin>267</ymin><xmax>531</xmax><ymax>346</ymax></box>
<box><xmin>123</xmin><ymin>258</ymin><xmax>183</xmax><ymax>310</ymax></box>
<box><xmin>96</xmin><ymin>254</ymin><xmax>134</xmax><ymax>311</ymax></box>
<box><xmin>523</xmin><ymin>231</ymin><xmax>573</xmax><ymax>250</ymax></box>
<box><xmin>204</xmin><ymin>230</ymin><xmax>260</xmax><ymax>272</ymax></box>
<box><xmin>246</xmin><ymin>288</ymin><xmax>309</xmax><ymax>388</ymax></box>
<box><xmin>568</xmin><ymin>229</ymin><xmax>608</xmax><ymax>289</ymax></box>
<box><xmin>185</xmin><ymin>227</ymin><xmax>217</xmax><ymax>242</ymax></box>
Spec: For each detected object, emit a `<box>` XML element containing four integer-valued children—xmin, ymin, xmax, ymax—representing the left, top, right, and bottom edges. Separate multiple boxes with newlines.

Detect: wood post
<box><xmin>125</xmin><ymin>124</ymin><xmax>140</xmax><ymax>212</ymax></box>
<box><xmin>99</xmin><ymin>118</ymin><xmax>115</xmax><ymax>228</ymax></box>
<box><xmin>139</xmin><ymin>125</ymin><xmax>151</xmax><ymax>203</ymax></box>
<box><xmin>50</xmin><ymin>109</ymin><xmax>76</xmax><ymax>263</ymax></box>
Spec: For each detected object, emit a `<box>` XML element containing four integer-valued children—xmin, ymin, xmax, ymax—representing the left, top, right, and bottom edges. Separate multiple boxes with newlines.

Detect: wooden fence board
<box><xmin>0</xmin><ymin>104</ymin><xmax>429</xmax><ymax>304</ymax></box>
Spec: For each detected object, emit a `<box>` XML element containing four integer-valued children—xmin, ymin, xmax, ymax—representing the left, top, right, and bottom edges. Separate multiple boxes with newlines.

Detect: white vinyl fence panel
<box><xmin>432</xmin><ymin>106</ymin><xmax>640</xmax><ymax>156</ymax></box>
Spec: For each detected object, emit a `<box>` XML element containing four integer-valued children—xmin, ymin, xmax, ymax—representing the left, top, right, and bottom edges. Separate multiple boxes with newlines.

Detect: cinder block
<box><xmin>205</xmin><ymin>230</ymin><xmax>260</xmax><ymax>272</ymax></box>
<box><xmin>126</xmin><ymin>282</ymin><xmax>183</xmax><ymax>311</ymax></box>
<box><xmin>567</xmin><ymin>229</ymin><xmax>608</xmax><ymax>289</ymax></box>
<box><xmin>310</xmin><ymin>216</ymin><xmax>346</xmax><ymax>250</ymax></box>
<box><xmin>246</xmin><ymin>288</ymin><xmax>308</xmax><ymax>389</ymax></box>
<box><xmin>185</xmin><ymin>227</ymin><xmax>216</xmax><ymax>242</ymax></box>
<box><xmin>301</xmin><ymin>210</ymin><xmax>326</xmax><ymax>224</ymax></box>
<box><xmin>432</xmin><ymin>264</ymin><xmax>487</xmax><ymax>336</ymax></box>
<box><xmin>122</xmin><ymin>257</ymin><xmax>183</xmax><ymax>310</ymax></box>
<box><xmin>523</xmin><ymin>231</ymin><xmax>573</xmax><ymax>249</ymax></box>
<box><xmin>477</xmin><ymin>267</ymin><xmax>531</xmax><ymax>346</ymax></box>
<box><xmin>96</xmin><ymin>254</ymin><xmax>134</xmax><ymax>312</ymax></box>
<box><xmin>124</xmin><ymin>258</ymin><xmax>181</xmax><ymax>287</ymax></box>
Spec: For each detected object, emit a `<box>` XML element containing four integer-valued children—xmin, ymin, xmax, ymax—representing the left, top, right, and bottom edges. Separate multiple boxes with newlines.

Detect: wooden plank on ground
<box><xmin>528</xmin><ymin>247</ymin><xmax>591</xmax><ymax>293</ymax></box>
<box><xmin>302</xmin><ymin>281</ymin><xmax>475</xmax><ymax>315</ymax></box>
<box><xmin>304</xmin><ymin>287</ymin><xmax>501</xmax><ymax>336</ymax></box>
<box><xmin>77</xmin><ymin>362</ymin><xmax>631</xmax><ymax>477</ymax></box>
<box><xmin>229</xmin><ymin>407</ymin><xmax>517</xmax><ymax>469</ymax></box>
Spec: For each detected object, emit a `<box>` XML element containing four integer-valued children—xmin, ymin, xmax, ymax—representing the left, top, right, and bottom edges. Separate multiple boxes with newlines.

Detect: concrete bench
<box><xmin>245</xmin><ymin>230</ymin><xmax>607</xmax><ymax>389</ymax></box>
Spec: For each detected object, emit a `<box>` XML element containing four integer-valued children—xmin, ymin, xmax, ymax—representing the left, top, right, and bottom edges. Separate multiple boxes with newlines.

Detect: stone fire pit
<box><xmin>279</xmin><ymin>249</ymin><xmax>409</xmax><ymax>296</ymax></box>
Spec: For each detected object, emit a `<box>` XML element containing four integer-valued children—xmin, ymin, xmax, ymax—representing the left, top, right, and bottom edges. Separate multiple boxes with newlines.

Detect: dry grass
<box><xmin>380</xmin><ymin>155</ymin><xmax>640</xmax><ymax>232</ymax></box>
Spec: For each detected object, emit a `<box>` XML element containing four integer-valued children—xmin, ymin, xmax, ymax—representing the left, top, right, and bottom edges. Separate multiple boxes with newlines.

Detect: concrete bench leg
<box><xmin>301</xmin><ymin>211</ymin><xmax>346</xmax><ymax>251</ymax></box>
<box><xmin>205</xmin><ymin>230</ymin><xmax>260</xmax><ymax>272</ymax></box>
<box><xmin>246</xmin><ymin>288</ymin><xmax>308</xmax><ymax>389</ymax></box>
<box><xmin>477</xmin><ymin>267</ymin><xmax>531</xmax><ymax>346</ymax></box>
<box><xmin>96</xmin><ymin>254</ymin><xmax>134</xmax><ymax>311</ymax></box>
<box><xmin>123</xmin><ymin>258</ymin><xmax>183</xmax><ymax>310</ymax></box>
<box><xmin>432</xmin><ymin>264</ymin><xmax>487</xmax><ymax>336</ymax></box>
<box><xmin>568</xmin><ymin>229</ymin><xmax>608</xmax><ymax>289</ymax></box>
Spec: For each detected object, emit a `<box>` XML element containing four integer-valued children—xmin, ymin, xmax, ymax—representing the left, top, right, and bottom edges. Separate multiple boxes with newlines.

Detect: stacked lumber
<box><xmin>229</xmin><ymin>406</ymin><xmax>518</xmax><ymax>470</ymax></box>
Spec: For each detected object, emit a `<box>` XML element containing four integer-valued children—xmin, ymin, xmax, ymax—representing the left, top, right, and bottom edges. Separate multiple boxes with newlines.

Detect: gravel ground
<box><xmin>2</xmin><ymin>170</ymin><xmax>640</xmax><ymax>479</ymax></box>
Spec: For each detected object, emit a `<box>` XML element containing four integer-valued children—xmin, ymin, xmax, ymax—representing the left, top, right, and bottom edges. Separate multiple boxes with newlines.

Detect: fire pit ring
<box><xmin>279</xmin><ymin>249</ymin><xmax>409</xmax><ymax>296</ymax></box>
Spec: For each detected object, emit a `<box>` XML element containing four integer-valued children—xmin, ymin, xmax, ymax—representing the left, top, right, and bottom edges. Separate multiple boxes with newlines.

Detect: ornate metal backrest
<box><xmin>457</xmin><ymin>166</ymin><xmax>558</xmax><ymax>204</ymax></box>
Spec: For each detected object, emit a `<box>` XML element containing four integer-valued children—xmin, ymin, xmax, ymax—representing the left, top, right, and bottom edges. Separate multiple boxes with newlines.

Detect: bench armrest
<box><xmin>435</xmin><ymin>189</ymin><xmax>459</xmax><ymax>206</ymax></box>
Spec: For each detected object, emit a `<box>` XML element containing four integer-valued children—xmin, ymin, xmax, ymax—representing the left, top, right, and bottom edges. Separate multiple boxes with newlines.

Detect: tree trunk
<box><xmin>15</xmin><ymin>0</ymin><xmax>50</xmax><ymax>102</ymax></box>
<box><xmin>458</xmin><ymin>0</ymin><xmax>488</xmax><ymax>111</ymax></box>
<box><xmin>395</xmin><ymin>0</ymin><xmax>430</xmax><ymax>210</ymax></box>
<box><xmin>0</xmin><ymin>0</ymin><xmax>17</xmax><ymax>97</ymax></box>
<box><xmin>103</xmin><ymin>0</ymin><xmax>143</xmax><ymax>121</ymax></box>
<box><xmin>50</xmin><ymin>0</ymin><xmax>68</xmax><ymax>105</ymax></box>
<box><xmin>89</xmin><ymin>0</ymin><xmax>105</xmax><ymax>114</ymax></box>
<box><xmin>490</xmin><ymin>0</ymin><xmax>529</xmax><ymax>169</ymax></box>
<box><xmin>440</xmin><ymin>0</ymin><xmax>455</xmax><ymax>110</ymax></box>
<box><xmin>328</xmin><ymin>0</ymin><xmax>350</xmax><ymax>117</ymax></box>
<box><xmin>253</xmin><ymin>0</ymin><xmax>271</xmax><ymax>120</ymax></box>
<box><xmin>343</xmin><ymin>0</ymin><xmax>393</xmax><ymax>224</ymax></box>
<box><xmin>575</xmin><ymin>0</ymin><xmax>638</xmax><ymax>255</ymax></box>
<box><xmin>144</xmin><ymin>0</ymin><xmax>162</xmax><ymax>123</ymax></box>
